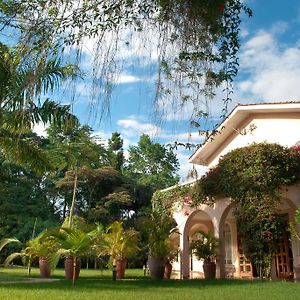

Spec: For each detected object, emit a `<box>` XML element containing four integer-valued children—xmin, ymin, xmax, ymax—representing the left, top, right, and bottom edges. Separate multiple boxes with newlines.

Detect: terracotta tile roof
<box><xmin>236</xmin><ymin>100</ymin><xmax>300</xmax><ymax>106</ymax></box>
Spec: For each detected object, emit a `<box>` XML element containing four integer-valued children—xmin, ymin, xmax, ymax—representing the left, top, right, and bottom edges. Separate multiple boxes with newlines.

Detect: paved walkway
<box><xmin>0</xmin><ymin>278</ymin><xmax>61</xmax><ymax>284</ymax></box>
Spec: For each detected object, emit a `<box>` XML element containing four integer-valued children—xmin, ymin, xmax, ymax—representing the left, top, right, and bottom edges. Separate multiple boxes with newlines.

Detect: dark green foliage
<box><xmin>107</xmin><ymin>132</ymin><xmax>125</xmax><ymax>171</ymax></box>
<box><xmin>127</xmin><ymin>134</ymin><xmax>179</xmax><ymax>191</ymax></box>
<box><xmin>0</xmin><ymin>158</ymin><xmax>59</xmax><ymax>243</ymax></box>
<box><xmin>191</xmin><ymin>166</ymin><xmax>221</xmax><ymax>206</ymax></box>
<box><xmin>218</xmin><ymin>143</ymin><xmax>300</xmax><ymax>199</ymax></box>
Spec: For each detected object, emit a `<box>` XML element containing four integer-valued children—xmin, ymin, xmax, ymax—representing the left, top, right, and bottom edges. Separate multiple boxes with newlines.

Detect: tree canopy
<box><xmin>127</xmin><ymin>134</ymin><xmax>179</xmax><ymax>191</ymax></box>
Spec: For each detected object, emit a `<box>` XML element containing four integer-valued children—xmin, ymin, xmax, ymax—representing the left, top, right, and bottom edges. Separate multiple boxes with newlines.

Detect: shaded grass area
<box><xmin>0</xmin><ymin>268</ymin><xmax>299</xmax><ymax>300</ymax></box>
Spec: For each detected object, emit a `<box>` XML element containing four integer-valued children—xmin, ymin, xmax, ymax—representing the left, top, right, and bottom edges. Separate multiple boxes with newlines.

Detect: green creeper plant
<box><xmin>154</xmin><ymin>143</ymin><xmax>300</xmax><ymax>279</ymax></box>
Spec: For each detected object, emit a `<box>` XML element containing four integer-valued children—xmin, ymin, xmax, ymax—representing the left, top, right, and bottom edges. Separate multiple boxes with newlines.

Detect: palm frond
<box><xmin>0</xmin><ymin>131</ymin><xmax>53</xmax><ymax>174</ymax></box>
<box><xmin>32</xmin><ymin>99</ymin><xmax>78</xmax><ymax>128</ymax></box>
<box><xmin>0</xmin><ymin>238</ymin><xmax>20</xmax><ymax>251</ymax></box>
<box><xmin>4</xmin><ymin>252</ymin><xmax>24</xmax><ymax>266</ymax></box>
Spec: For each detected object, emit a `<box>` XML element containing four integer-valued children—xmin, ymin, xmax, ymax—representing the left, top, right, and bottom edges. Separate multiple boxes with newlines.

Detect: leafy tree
<box><xmin>47</xmin><ymin>122</ymin><xmax>107</xmax><ymax>224</ymax></box>
<box><xmin>0</xmin><ymin>155</ymin><xmax>60</xmax><ymax>242</ymax></box>
<box><xmin>127</xmin><ymin>134</ymin><xmax>179</xmax><ymax>191</ymax></box>
<box><xmin>107</xmin><ymin>132</ymin><xmax>125</xmax><ymax>171</ymax></box>
<box><xmin>57</xmin><ymin>165</ymin><xmax>132</xmax><ymax>225</ymax></box>
<box><xmin>83</xmin><ymin>167</ymin><xmax>132</xmax><ymax>225</ymax></box>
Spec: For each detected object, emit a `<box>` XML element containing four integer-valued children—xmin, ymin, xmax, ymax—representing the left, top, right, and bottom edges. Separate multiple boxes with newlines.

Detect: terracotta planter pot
<box><xmin>39</xmin><ymin>258</ymin><xmax>51</xmax><ymax>278</ymax></box>
<box><xmin>164</xmin><ymin>261</ymin><xmax>172</xmax><ymax>279</ymax></box>
<box><xmin>203</xmin><ymin>262</ymin><xmax>216</xmax><ymax>279</ymax></box>
<box><xmin>64</xmin><ymin>257</ymin><xmax>81</xmax><ymax>280</ymax></box>
<box><xmin>116</xmin><ymin>259</ymin><xmax>126</xmax><ymax>279</ymax></box>
<box><xmin>148</xmin><ymin>257</ymin><xmax>165</xmax><ymax>279</ymax></box>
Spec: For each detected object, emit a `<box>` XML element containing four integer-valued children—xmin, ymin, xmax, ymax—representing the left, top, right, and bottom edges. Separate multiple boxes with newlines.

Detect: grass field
<box><xmin>0</xmin><ymin>267</ymin><xmax>299</xmax><ymax>300</ymax></box>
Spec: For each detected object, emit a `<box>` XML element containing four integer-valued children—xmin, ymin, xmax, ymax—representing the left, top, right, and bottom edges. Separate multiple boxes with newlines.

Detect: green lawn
<box><xmin>0</xmin><ymin>267</ymin><xmax>299</xmax><ymax>300</ymax></box>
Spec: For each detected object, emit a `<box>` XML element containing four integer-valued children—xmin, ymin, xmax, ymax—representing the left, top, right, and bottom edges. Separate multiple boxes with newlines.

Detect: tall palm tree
<box><xmin>48</xmin><ymin>123</ymin><xmax>104</xmax><ymax>226</ymax></box>
<box><xmin>0</xmin><ymin>42</ymin><xmax>79</xmax><ymax>173</ymax></box>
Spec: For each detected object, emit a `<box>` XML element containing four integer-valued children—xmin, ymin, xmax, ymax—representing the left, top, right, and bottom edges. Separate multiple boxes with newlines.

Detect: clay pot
<box><xmin>39</xmin><ymin>258</ymin><xmax>51</xmax><ymax>278</ymax></box>
<box><xmin>164</xmin><ymin>260</ymin><xmax>172</xmax><ymax>279</ymax></box>
<box><xmin>116</xmin><ymin>259</ymin><xmax>126</xmax><ymax>279</ymax></box>
<box><xmin>64</xmin><ymin>257</ymin><xmax>81</xmax><ymax>280</ymax></box>
<box><xmin>148</xmin><ymin>257</ymin><xmax>165</xmax><ymax>279</ymax></box>
<box><xmin>203</xmin><ymin>261</ymin><xmax>216</xmax><ymax>279</ymax></box>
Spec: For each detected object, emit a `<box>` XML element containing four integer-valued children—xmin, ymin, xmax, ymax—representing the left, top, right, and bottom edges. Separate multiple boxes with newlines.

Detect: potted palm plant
<box><xmin>164</xmin><ymin>230</ymin><xmax>179</xmax><ymax>279</ymax></box>
<box><xmin>2</xmin><ymin>233</ymin><xmax>59</xmax><ymax>277</ymax></box>
<box><xmin>189</xmin><ymin>230</ymin><xmax>220</xmax><ymax>279</ymax></box>
<box><xmin>48</xmin><ymin>222</ymin><xmax>104</xmax><ymax>285</ymax></box>
<box><xmin>143</xmin><ymin>211</ymin><xmax>177</xmax><ymax>279</ymax></box>
<box><xmin>100</xmin><ymin>221</ymin><xmax>139</xmax><ymax>279</ymax></box>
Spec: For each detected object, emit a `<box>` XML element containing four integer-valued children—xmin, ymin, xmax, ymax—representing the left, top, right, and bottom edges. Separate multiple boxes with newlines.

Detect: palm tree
<box><xmin>48</xmin><ymin>123</ymin><xmax>105</xmax><ymax>226</ymax></box>
<box><xmin>100</xmin><ymin>221</ymin><xmax>139</xmax><ymax>279</ymax></box>
<box><xmin>0</xmin><ymin>42</ymin><xmax>79</xmax><ymax>173</ymax></box>
<box><xmin>3</xmin><ymin>233</ymin><xmax>59</xmax><ymax>277</ymax></box>
<box><xmin>0</xmin><ymin>238</ymin><xmax>20</xmax><ymax>252</ymax></box>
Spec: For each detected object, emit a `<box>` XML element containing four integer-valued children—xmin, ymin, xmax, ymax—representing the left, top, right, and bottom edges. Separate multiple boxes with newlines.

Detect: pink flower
<box><xmin>183</xmin><ymin>196</ymin><xmax>190</xmax><ymax>204</ymax></box>
<box><xmin>291</xmin><ymin>145</ymin><xmax>300</xmax><ymax>153</ymax></box>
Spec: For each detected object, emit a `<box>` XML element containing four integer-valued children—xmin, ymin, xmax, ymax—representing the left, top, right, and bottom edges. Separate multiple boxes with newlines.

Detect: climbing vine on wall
<box><xmin>153</xmin><ymin>143</ymin><xmax>300</xmax><ymax>278</ymax></box>
<box><xmin>152</xmin><ymin>184</ymin><xmax>191</xmax><ymax>212</ymax></box>
<box><xmin>216</xmin><ymin>143</ymin><xmax>300</xmax><ymax>278</ymax></box>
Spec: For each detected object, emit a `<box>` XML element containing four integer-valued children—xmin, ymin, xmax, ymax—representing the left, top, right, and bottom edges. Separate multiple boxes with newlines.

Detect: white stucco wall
<box><xmin>208</xmin><ymin>114</ymin><xmax>300</xmax><ymax>168</ymax></box>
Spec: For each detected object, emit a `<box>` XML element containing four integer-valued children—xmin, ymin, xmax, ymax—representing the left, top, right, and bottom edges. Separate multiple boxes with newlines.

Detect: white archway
<box><xmin>180</xmin><ymin>210</ymin><xmax>214</xmax><ymax>279</ymax></box>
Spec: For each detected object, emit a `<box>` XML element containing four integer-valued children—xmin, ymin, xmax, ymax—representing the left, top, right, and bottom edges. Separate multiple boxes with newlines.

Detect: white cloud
<box><xmin>33</xmin><ymin>123</ymin><xmax>48</xmax><ymax>137</ymax></box>
<box><xmin>234</xmin><ymin>29</ymin><xmax>300</xmax><ymax>102</ymax></box>
<box><xmin>114</xmin><ymin>74</ymin><xmax>140</xmax><ymax>84</ymax></box>
<box><xmin>117</xmin><ymin>115</ymin><xmax>162</xmax><ymax>137</ymax></box>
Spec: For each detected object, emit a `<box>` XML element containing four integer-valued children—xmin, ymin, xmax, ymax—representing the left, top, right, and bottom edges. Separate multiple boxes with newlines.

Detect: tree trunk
<box><xmin>69</xmin><ymin>167</ymin><xmax>78</xmax><ymax>228</ymax></box>
<box><xmin>72</xmin><ymin>257</ymin><xmax>77</xmax><ymax>286</ymax></box>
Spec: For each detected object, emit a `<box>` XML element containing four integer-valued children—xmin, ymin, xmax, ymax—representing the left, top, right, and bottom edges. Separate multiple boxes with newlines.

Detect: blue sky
<box><xmin>33</xmin><ymin>0</ymin><xmax>300</xmax><ymax>181</ymax></box>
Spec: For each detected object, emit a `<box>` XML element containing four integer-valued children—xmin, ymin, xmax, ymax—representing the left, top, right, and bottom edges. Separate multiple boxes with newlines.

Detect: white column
<box><xmin>228</xmin><ymin>219</ymin><xmax>240</xmax><ymax>278</ymax></box>
<box><xmin>180</xmin><ymin>226</ymin><xmax>190</xmax><ymax>279</ymax></box>
<box><xmin>213</xmin><ymin>218</ymin><xmax>225</xmax><ymax>278</ymax></box>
